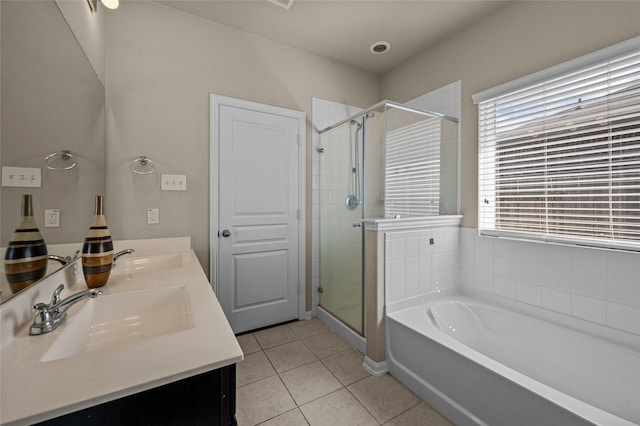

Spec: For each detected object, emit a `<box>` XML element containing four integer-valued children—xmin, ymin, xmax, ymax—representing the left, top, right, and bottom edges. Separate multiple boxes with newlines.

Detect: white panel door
<box><xmin>218</xmin><ymin>104</ymin><xmax>300</xmax><ymax>333</ymax></box>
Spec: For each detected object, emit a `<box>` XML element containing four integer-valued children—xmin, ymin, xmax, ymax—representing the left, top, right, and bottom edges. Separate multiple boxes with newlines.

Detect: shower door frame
<box><xmin>317</xmin><ymin>116</ymin><xmax>367</xmax><ymax>336</ymax></box>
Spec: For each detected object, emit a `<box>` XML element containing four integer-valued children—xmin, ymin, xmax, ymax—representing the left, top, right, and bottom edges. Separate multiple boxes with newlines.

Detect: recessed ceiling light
<box><xmin>370</xmin><ymin>41</ymin><xmax>391</xmax><ymax>55</ymax></box>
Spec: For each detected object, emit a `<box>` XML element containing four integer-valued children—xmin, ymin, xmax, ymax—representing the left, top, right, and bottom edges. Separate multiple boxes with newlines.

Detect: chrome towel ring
<box><xmin>45</xmin><ymin>150</ymin><xmax>77</xmax><ymax>171</ymax></box>
<box><xmin>130</xmin><ymin>156</ymin><xmax>156</xmax><ymax>175</ymax></box>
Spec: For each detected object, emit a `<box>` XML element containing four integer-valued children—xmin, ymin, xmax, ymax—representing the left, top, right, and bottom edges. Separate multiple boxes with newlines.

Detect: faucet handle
<box><xmin>50</xmin><ymin>284</ymin><xmax>65</xmax><ymax>306</ymax></box>
<box><xmin>33</xmin><ymin>302</ymin><xmax>49</xmax><ymax>311</ymax></box>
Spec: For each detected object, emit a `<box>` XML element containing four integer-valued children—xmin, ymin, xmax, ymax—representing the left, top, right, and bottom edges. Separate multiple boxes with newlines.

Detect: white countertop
<box><xmin>0</xmin><ymin>238</ymin><xmax>243</xmax><ymax>425</ymax></box>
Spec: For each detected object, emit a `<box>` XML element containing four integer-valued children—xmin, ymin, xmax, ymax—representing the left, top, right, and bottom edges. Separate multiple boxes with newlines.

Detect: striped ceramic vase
<box><xmin>82</xmin><ymin>195</ymin><xmax>114</xmax><ymax>288</ymax></box>
<box><xmin>4</xmin><ymin>194</ymin><xmax>48</xmax><ymax>294</ymax></box>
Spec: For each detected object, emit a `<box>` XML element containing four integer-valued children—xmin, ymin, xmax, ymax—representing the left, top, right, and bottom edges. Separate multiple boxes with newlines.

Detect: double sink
<box><xmin>0</xmin><ymin>241</ymin><xmax>243</xmax><ymax>426</ymax></box>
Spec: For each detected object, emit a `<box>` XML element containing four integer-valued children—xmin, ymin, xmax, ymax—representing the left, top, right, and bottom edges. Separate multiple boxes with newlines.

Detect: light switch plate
<box><xmin>161</xmin><ymin>174</ymin><xmax>187</xmax><ymax>191</ymax></box>
<box><xmin>2</xmin><ymin>167</ymin><xmax>42</xmax><ymax>188</ymax></box>
<box><xmin>147</xmin><ymin>208</ymin><xmax>159</xmax><ymax>224</ymax></box>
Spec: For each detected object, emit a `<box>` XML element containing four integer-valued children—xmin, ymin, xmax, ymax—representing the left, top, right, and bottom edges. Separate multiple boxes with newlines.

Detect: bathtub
<box><xmin>386</xmin><ymin>295</ymin><xmax>640</xmax><ymax>426</ymax></box>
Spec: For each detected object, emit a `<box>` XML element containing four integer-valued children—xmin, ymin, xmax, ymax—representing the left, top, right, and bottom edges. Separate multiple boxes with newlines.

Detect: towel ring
<box><xmin>130</xmin><ymin>156</ymin><xmax>156</xmax><ymax>175</ymax></box>
<box><xmin>45</xmin><ymin>150</ymin><xmax>77</xmax><ymax>171</ymax></box>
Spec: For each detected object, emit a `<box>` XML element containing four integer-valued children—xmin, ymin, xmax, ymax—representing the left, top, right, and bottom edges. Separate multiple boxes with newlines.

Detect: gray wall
<box><xmin>105</xmin><ymin>1</ymin><xmax>381</xmax><ymax>303</ymax></box>
<box><xmin>381</xmin><ymin>0</ymin><xmax>640</xmax><ymax>229</ymax></box>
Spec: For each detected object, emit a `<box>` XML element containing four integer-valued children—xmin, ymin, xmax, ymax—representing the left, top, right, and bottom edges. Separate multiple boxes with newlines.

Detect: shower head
<box><xmin>350</xmin><ymin>119</ymin><xmax>362</xmax><ymax>129</ymax></box>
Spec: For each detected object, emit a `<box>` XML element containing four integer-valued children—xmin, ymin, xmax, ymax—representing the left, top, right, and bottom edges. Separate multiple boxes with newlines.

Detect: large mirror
<box><xmin>1</xmin><ymin>0</ymin><xmax>106</xmax><ymax>302</ymax></box>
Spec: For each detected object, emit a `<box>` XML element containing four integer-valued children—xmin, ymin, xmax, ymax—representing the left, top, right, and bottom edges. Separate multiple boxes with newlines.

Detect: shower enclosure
<box><xmin>317</xmin><ymin>100</ymin><xmax>458</xmax><ymax>335</ymax></box>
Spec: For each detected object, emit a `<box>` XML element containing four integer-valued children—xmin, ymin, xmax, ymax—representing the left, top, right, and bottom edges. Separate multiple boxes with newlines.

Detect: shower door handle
<box><xmin>221</xmin><ymin>229</ymin><xmax>231</xmax><ymax>238</ymax></box>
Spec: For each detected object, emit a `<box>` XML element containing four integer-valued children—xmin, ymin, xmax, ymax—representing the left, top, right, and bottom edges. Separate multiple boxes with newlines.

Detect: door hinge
<box><xmin>297</xmin><ymin>282</ymin><xmax>301</xmax><ymax>294</ymax></box>
<box><xmin>297</xmin><ymin>134</ymin><xmax>301</xmax><ymax>146</ymax></box>
<box><xmin>297</xmin><ymin>209</ymin><xmax>302</xmax><ymax>220</ymax></box>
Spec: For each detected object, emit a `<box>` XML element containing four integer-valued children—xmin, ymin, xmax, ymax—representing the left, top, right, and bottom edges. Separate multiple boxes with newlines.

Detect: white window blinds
<box><xmin>477</xmin><ymin>46</ymin><xmax>640</xmax><ymax>249</ymax></box>
<box><xmin>385</xmin><ymin>119</ymin><xmax>441</xmax><ymax>217</ymax></box>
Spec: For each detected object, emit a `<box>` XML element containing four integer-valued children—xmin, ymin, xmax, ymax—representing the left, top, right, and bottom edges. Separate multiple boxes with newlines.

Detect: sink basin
<box><xmin>41</xmin><ymin>286</ymin><xmax>194</xmax><ymax>362</ymax></box>
<box><xmin>112</xmin><ymin>253</ymin><xmax>184</xmax><ymax>275</ymax></box>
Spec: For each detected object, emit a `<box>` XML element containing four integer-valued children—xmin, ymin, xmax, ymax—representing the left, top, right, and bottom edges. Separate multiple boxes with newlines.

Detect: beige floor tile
<box><xmin>254</xmin><ymin>324</ymin><xmax>298</xmax><ymax>349</ymax></box>
<box><xmin>237</xmin><ymin>351</ymin><xmax>277</xmax><ymax>387</ymax></box>
<box><xmin>237</xmin><ymin>375</ymin><xmax>296</xmax><ymax>426</ymax></box>
<box><xmin>287</xmin><ymin>318</ymin><xmax>330</xmax><ymax>338</ymax></box>
<box><xmin>265</xmin><ymin>340</ymin><xmax>318</xmax><ymax>373</ymax></box>
<box><xmin>300</xmin><ymin>388</ymin><xmax>378</xmax><ymax>426</ymax></box>
<box><xmin>280</xmin><ymin>360</ymin><xmax>343</xmax><ymax>405</ymax></box>
<box><xmin>321</xmin><ymin>347</ymin><xmax>369</xmax><ymax>386</ymax></box>
<box><xmin>348</xmin><ymin>374</ymin><xmax>420</xmax><ymax>423</ymax></box>
<box><xmin>259</xmin><ymin>408</ymin><xmax>309</xmax><ymax>426</ymax></box>
<box><xmin>302</xmin><ymin>331</ymin><xmax>352</xmax><ymax>359</ymax></box>
<box><xmin>237</xmin><ymin>333</ymin><xmax>262</xmax><ymax>355</ymax></box>
<box><xmin>384</xmin><ymin>402</ymin><xmax>454</xmax><ymax>426</ymax></box>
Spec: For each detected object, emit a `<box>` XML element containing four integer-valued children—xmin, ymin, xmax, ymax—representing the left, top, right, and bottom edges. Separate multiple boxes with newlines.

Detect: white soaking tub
<box><xmin>386</xmin><ymin>295</ymin><xmax>640</xmax><ymax>426</ymax></box>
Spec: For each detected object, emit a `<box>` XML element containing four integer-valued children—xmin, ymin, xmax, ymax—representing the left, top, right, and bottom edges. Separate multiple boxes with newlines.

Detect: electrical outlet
<box><xmin>147</xmin><ymin>208</ymin><xmax>159</xmax><ymax>224</ymax></box>
<box><xmin>2</xmin><ymin>167</ymin><xmax>42</xmax><ymax>188</ymax></box>
<box><xmin>161</xmin><ymin>174</ymin><xmax>187</xmax><ymax>191</ymax></box>
<box><xmin>45</xmin><ymin>209</ymin><xmax>60</xmax><ymax>227</ymax></box>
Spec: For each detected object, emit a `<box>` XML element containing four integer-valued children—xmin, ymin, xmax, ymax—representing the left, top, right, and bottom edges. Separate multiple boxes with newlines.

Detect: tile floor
<box><xmin>235</xmin><ymin>319</ymin><xmax>453</xmax><ymax>425</ymax></box>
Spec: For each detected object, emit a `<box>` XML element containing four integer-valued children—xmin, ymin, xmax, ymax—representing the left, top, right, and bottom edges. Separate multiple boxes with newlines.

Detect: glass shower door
<box><xmin>318</xmin><ymin>120</ymin><xmax>364</xmax><ymax>335</ymax></box>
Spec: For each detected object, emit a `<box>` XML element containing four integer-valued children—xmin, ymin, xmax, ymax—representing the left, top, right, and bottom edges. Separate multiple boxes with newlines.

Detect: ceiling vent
<box><xmin>265</xmin><ymin>0</ymin><xmax>295</xmax><ymax>10</ymax></box>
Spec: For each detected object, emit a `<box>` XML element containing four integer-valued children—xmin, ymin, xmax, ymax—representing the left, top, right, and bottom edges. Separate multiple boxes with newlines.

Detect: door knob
<box><xmin>221</xmin><ymin>230</ymin><xmax>231</xmax><ymax>238</ymax></box>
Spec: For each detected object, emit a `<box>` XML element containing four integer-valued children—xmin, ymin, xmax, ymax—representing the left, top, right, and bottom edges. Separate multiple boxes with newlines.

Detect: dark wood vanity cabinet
<box><xmin>37</xmin><ymin>364</ymin><xmax>237</xmax><ymax>426</ymax></box>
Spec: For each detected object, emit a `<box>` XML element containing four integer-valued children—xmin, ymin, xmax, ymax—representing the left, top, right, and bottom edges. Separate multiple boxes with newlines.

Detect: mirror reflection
<box><xmin>1</xmin><ymin>0</ymin><xmax>106</xmax><ymax>302</ymax></box>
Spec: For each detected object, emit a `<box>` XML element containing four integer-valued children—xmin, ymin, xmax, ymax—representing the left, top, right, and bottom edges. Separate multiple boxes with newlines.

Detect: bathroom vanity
<box><xmin>0</xmin><ymin>237</ymin><xmax>243</xmax><ymax>425</ymax></box>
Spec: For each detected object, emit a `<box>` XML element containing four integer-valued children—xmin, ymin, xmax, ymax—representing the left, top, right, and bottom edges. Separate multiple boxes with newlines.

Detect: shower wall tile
<box><xmin>515</xmin><ymin>260</ymin><xmax>542</xmax><ymax>286</ymax></box>
<box><xmin>492</xmin><ymin>238</ymin><xmax>515</xmax><ymax>259</ymax></box>
<box><xmin>541</xmin><ymin>244</ymin><xmax>572</xmax><ymax>267</ymax></box>
<box><xmin>389</xmin><ymin>238</ymin><xmax>405</xmax><ymax>260</ymax></box>
<box><xmin>571</xmin><ymin>269</ymin><xmax>607</xmax><ymax>299</ymax></box>
<box><xmin>572</xmin><ymin>294</ymin><xmax>606</xmax><ymax>325</ymax></box>
<box><xmin>405</xmin><ymin>256</ymin><xmax>419</xmax><ymax>279</ymax></box>
<box><xmin>384</xmin><ymin>228</ymin><xmax>460</xmax><ymax>304</ymax></box>
<box><xmin>516</xmin><ymin>282</ymin><xmax>542</xmax><ymax>307</ymax></box>
<box><xmin>542</xmin><ymin>287</ymin><xmax>571</xmax><ymax>315</ymax></box>
<box><xmin>466</xmin><ymin>228</ymin><xmax>640</xmax><ymax>336</ymax></box>
<box><xmin>606</xmin><ymin>251</ymin><xmax>640</xmax><ymax>279</ymax></box>
<box><xmin>493</xmin><ymin>255</ymin><xmax>515</xmax><ymax>279</ymax></box>
<box><xmin>475</xmin><ymin>235</ymin><xmax>494</xmax><ymax>255</ymax></box>
<box><xmin>390</xmin><ymin>259</ymin><xmax>406</xmax><ymax>282</ymax></box>
<box><xmin>515</xmin><ymin>241</ymin><xmax>543</xmax><ymax>263</ymax></box>
<box><xmin>475</xmin><ymin>271</ymin><xmax>494</xmax><ymax>293</ymax></box>
<box><xmin>541</xmin><ymin>265</ymin><xmax>572</xmax><ymax>291</ymax></box>
<box><xmin>606</xmin><ymin>302</ymin><xmax>640</xmax><ymax>335</ymax></box>
<box><xmin>475</xmin><ymin>252</ymin><xmax>493</xmax><ymax>275</ymax></box>
<box><xmin>571</xmin><ymin>247</ymin><xmax>607</xmax><ymax>273</ymax></box>
<box><xmin>494</xmin><ymin>276</ymin><xmax>516</xmax><ymax>300</ymax></box>
<box><xmin>606</xmin><ymin>275</ymin><xmax>640</xmax><ymax>308</ymax></box>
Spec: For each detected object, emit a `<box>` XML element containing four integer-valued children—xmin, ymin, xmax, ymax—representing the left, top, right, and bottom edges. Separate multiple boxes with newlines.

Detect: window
<box><xmin>475</xmin><ymin>38</ymin><xmax>640</xmax><ymax>250</ymax></box>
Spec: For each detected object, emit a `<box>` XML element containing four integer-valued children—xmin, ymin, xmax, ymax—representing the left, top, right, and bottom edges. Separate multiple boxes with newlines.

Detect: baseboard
<box><xmin>363</xmin><ymin>356</ymin><xmax>388</xmax><ymax>376</ymax></box>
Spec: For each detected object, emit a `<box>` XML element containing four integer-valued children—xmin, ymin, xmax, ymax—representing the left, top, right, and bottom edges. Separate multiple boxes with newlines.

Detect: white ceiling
<box><xmin>157</xmin><ymin>0</ymin><xmax>508</xmax><ymax>75</ymax></box>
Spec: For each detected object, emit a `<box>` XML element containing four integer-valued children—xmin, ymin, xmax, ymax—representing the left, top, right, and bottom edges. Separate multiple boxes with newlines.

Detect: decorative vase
<box><xmin>82</xmin><ymin>195</ymin><xmax>114</xmax><ymax>288</ymax></box>
<box><xmin>4</xmin><ymin>194</ymin><xmax>48</xmax><ymax>294</ymax></box>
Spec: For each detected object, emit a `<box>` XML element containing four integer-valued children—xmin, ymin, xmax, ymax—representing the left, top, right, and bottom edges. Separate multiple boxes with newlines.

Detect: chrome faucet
<box><xmin>113</xmin><ymin>248</ymin><xmax>135</xmax><ymax>265</ymax></box>
<box><xmin>48</xmin><ymin>250</ymin><xmax>80</xmax><ymax>266</ymax></box>
<box><xmin>30</xmin><ymin>284</ymin><xmax>101</xmax><ymax>335</ymax></box>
